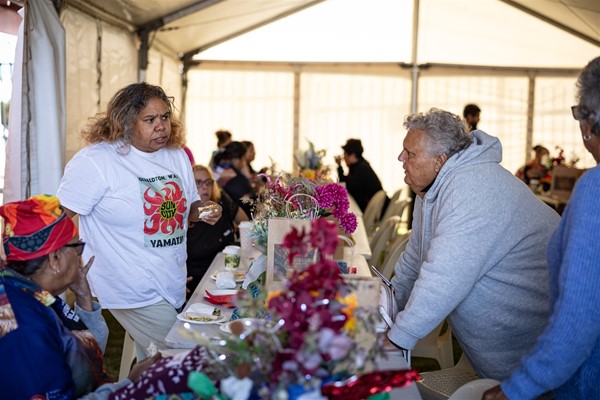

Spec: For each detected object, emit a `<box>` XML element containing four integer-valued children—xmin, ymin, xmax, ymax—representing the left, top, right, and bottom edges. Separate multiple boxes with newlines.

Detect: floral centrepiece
<box><xmin>539</xmin><ymin>146</ymin><xmax>581</xmax><ymax>191</ymax></box>
<box><xmin>295</xmin><ymin>140</ymin><xmax>331</xmax><ymax>181</ymax></box>
<box><xmin>266</xmin><ymin>218</ymin><xmax>378</xmax><ymax>387</ymax></box>
<box><xmin>295</xmin><ymin>140</ymin><xmax>326</xmax><ymax>171</ymax></box>
<box><xmin>251</xmin><ymin>174</ymin><xmax>357</xmax><ymax>239</ymax></box>
<box><xmin>182</xmin><ymin>218</ymin><xmax>419</xmax><ymax>399</ymax></box>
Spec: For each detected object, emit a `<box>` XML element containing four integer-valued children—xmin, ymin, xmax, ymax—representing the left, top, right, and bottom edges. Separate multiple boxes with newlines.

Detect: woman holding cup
<box><xmin>186</xmin><ymin>165</ymin><xmax>248</xmax><ymax>297</ymax></box>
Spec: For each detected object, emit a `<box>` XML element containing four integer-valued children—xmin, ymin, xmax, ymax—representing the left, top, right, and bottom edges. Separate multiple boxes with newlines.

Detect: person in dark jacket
<box><xmin>335</xmin><ymin>138</ymin><xmax>387</xmax><ymax>212</ymax></box>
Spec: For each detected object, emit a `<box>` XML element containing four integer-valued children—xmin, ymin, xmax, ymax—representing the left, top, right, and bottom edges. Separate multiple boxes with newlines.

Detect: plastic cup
<box><xmin>239</xmin><ymin>221</ymin><xmax>260</xmax><ymax>259</ymax></box>
<box><xmin>223</xmin><ymin>245</ymin><xmax>241</xmax><ymax>270</ymax></box>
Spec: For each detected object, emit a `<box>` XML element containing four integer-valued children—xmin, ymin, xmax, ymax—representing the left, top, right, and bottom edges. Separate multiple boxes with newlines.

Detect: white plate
<box><xmin>219</xmin><ymin>318</ymin><xmax>258</xmax><ymax>334</ymax></box>
<box><xmin>210</xmin><ymin>271</ymin><xmax>246</xmax><ymax>283</ymax></box>
<box><xmin>177</xmin><ymin>303</ymin><xmax>226</xmax><ymax>324</ymax></box>
<box><xmin>177</xmin><ymin>312</ymin><xmax>227</xmax><ymax>325</ymax></box>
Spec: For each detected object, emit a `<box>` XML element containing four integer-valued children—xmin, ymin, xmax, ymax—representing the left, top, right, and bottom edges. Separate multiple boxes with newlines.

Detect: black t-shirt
<box><xmin>222</xmin><ymin>167</ymin><xmax>255</xmax><ymax>218</ymax></box>
<box><xmin>338</xmin><ymin>158</ymin><xmax>385</xmax><ymax>212</ymax></box>
<box><xmin>186</xmin><ymin>191</ymin><xmax>238</xmax><ymax>295</ymax></box>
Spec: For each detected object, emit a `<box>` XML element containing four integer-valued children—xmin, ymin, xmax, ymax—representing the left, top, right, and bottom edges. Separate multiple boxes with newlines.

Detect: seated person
<box><xmin>214</xmin><ymin>141</ymin><xmax>257</xmax><ymax>219</ymax></box>
<box><xmin>209</xmin><ymin>129</ymin><xmax>232</xmax><ymax>171</ymax></box>
<box><xmin>335</xmin><ymin>138</ymin><xmax>387</xmax><ymax>213</ymax></box>
<box><xmin>0</xmin><ymin>195</ymin><xmax>158</xmax><ymax>399</ymax></box>
<box><xmin>516</xmin><ymin>144</ymin><xmax>550</xmax><ymax>187</ymax></box>
<box><xmin>187</xmin><ymin>165</ymin><xmax>249</xmax><ymax>297</ymax></box>
<box><xmin>387</xmin><ymin>109</ymin><xmax>560</xmax><ymax>380</ymax></box>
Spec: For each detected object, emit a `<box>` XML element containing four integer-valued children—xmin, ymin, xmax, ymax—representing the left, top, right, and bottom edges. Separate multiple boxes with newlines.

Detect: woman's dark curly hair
<box><xmin>82</xmin><ymin>82</ymin><xmax>185</xmax><ymax>149</ymax></box>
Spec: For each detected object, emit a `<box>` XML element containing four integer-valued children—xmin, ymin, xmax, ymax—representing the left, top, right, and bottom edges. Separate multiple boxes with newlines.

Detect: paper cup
<box><xmin>223</xmin><ymin>245</ymin><xmax>241</xmax><ymax>269</ymax></box>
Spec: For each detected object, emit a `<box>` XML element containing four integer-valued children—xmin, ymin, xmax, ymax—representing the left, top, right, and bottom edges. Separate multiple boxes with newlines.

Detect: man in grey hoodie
<box><xmin>387</xmin><ymin>108</ymin><xmax>560</xmax><ymax>380</ymax></box>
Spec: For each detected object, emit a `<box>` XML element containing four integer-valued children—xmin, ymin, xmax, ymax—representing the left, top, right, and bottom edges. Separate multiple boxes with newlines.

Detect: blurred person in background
<box><xmin>483</xmin><ymin>55</ymin><xmax>600</xmax><ymax>400</ymax></box>
<box><xmin>335</xmin><ymin>138</ymin><xmax>387</xmax><ymax>213</ymax></box>
<box><xmin>209</xmin><ymin>129</ymin><xmax>233</xmax><ymax>171</ymax></box>
<box><xmin>463</xmin><ymin>103</ymin><xmax>481</xmax><ymax>132</ymax></box>
<box><xmin>186</xmin><ymin>165</ymin><xmax>248</xmax><ymax>297</ymax></box>
<box><xmin>515</xmin><ymin>144</ymin><xmax>550</xmax><ymax>188</ymax></box>
<box><xmin>214</xmin><ymin>141</ymin><xmax>257</xmax><ymax>219</ymax></box>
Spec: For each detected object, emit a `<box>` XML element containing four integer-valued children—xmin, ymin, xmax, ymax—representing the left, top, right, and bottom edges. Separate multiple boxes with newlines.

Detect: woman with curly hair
<box><xmin>57</xmin><ymin>82</ymin><xmax>222</xmax><ymax>362</ymax></box>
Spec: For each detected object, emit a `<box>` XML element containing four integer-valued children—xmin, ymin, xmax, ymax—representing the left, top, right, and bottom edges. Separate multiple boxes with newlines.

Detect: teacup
<box><xmin>223</xmin><ymin>245</ymin><xmax>241</xmax><ymax>270</ymax></box>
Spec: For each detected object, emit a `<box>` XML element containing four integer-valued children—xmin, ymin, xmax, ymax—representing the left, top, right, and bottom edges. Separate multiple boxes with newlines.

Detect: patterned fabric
<box><xmin>0</xmin><ymin>267</ymin><xmax>56</xmax><ymax>338</ymax></box>
<box><xmin>0</xmin><ymin>268</ymin><xmax>110</xmax><ymax>398</ymax></box>
<box><xmin>109</xmin><ymin>346</ymin><xmax>212</xmax><ymax>400</ymax></box>
<box><xmin>0</xmin><ymin>194</ymin><xmax>77</xmax><ymax>261</ymax></box>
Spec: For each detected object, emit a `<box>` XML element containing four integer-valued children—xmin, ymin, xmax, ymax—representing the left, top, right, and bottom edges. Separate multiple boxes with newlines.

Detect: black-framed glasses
<box><xmin>195</xmin><ymin>179</ymin><xmax>214</xmax><ymax>187</ymax></box>
<box><xmin>571</xmin><ymin>105</ymin><xmax>589</xmax><ymax>121</ymax></box>
<box><xmin>64</xmin><ymin>240</ymin><xmax>86</xmax><ymax>256</ymax></box>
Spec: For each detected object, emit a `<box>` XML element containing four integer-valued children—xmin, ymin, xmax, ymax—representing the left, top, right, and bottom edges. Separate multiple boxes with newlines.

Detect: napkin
<box><xmin>215</xmin><ymin>270</ymin><xmax>237</xmax><ymax>289</ymax></box>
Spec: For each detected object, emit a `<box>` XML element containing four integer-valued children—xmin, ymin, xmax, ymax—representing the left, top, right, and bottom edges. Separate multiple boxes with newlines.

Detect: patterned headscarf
<box><xmin>0</xmin><ymin>194</ymin><xmax>77</xmax><ymax>261</ymax></box>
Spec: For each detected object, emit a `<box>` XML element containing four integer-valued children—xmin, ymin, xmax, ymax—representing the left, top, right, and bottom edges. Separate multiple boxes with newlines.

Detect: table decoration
<box><xmin>178</xmin><ymin>218</ymin><xmax>419</xmax><ymax>399</ymax></box>
<box><xmin>294</xmin><ymin>140</ymin><xmax>330</xmax><ymax>182</ymax></box>
<box><xmin>241</xmin><ymin>174</ymin><xmax>358</xmax><ymax>292</ymax></box>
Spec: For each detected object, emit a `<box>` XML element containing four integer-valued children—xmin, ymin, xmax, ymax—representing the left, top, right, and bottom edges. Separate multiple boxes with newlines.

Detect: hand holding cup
<box><xmin>197</xmin><ymin>200</ymin><xmax>222</xmax><ymax>225</ymax></box>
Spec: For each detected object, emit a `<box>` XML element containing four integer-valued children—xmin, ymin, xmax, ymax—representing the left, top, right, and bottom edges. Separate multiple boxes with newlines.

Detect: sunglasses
<box><xmin>64</xmin><ymin>240</ymin><xmax>86</xmax><ymax>256</ymax></box>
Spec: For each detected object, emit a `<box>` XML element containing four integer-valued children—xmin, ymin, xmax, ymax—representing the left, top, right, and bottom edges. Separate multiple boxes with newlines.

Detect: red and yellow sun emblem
<box><xmin>143</xmin><ymin>181</ymin><xmax>187</xmax><ymax>235</ymax></box>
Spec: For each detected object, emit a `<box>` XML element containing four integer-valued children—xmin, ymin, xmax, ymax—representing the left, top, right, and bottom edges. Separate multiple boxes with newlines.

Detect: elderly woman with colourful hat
<box><xmin>0</xmin><ymin>195</ymin><xmax>158</xmax><ymax>399</ymax></box>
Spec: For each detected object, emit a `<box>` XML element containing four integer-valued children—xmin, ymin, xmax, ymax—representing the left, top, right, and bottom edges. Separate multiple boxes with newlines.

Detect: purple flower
<box><xmin>296</xmin><ymin>350</ymin><xmax>323</xmax><ymax>372</ymax></box>
<box><xmin>338</xmin><ymin>212</ymin><xmax>358</xmax><ymax>234</ymax></box>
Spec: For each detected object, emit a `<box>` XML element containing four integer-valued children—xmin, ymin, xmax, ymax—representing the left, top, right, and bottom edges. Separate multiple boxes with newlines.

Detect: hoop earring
<box><xmin>583</xmin><ymin>134</ymin><xmax>592</xmax><ymax>141</ymax></box>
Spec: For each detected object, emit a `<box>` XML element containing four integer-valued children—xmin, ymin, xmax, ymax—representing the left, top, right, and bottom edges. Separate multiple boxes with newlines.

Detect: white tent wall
<box><xmin>62</xmin><ymin>6</ymin><xmax>183</xmax><ymax>162</ymax></box>
<box><xmin>185</xmin><ymin>66</ymin><xmax>295</xmax><ymax>171</ymax></box>
<box><xmin>147</xmin><ymin>48</ymin><xmax>182</xmax><ymax>113</ymax></box>
<box><xmin>184</xmin><ymin>62</ymin><xmax>589</xmax><ymax>195</ymax></box>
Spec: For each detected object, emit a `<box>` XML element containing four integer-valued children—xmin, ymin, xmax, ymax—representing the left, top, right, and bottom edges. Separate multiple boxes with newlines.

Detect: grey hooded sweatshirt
<box><xmin>389</xmin><ymin>130</ymin><xmax>560</xmax><ymax>380</ymax></box>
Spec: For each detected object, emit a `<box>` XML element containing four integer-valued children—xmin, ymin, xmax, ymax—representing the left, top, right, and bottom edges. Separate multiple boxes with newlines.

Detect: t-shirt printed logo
<box><xmin>139</xmin><ymin>174</ymin><xmax>187</xmax><ymax>247</ymax></box>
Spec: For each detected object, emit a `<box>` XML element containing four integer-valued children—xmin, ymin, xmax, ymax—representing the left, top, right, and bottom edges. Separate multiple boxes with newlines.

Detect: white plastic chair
<box><xmin>417</xmin><ymin>354</ymin><xmax>479</xmax><ymax>400</ymax></box>
<box><xmin>447</xmin><ymin>379</ymin><xmax>500</xmax><ymax>400</ymax></box>
<box><xmin>381</xmin><ymin>197</ymin><xmax>410</xmax><ymax>222</ymax></box>
<box><xmin>412</xmin><ymin>322</ymin><xmax>454</xmax><ymax>369</ymax></box>
<box><xmin>369</xmin><ymin>216</ymin><xmax>401</xmax><ymax>268</ymax></box>
<box><xmin>118</xmin><ymin>332</ymin><xmax>136</xmax><ymax>380</ymax></box>
<box><xmin>362</xmin><ymin>190</ymin><xmax>388</xmax><ymax>235</ymax></box>
<box><xmin>379</xmin><ymin>231</ymin><xmax>410</xmax><ymax>280</ymax></box>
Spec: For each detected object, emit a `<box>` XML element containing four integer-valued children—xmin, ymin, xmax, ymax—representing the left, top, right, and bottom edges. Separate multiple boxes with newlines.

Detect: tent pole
<box><xmin>410</xmin><ymin>0</ymin><xmax>420</xmax><ymax>114</ymax></box>
<box><xmin>292</xmin><ymin>65</ymin><xmax>301</xmax><ymax>177</ymax></box>
<box><xmin>407</xmin><ymin>0</ymin><xmax>421</xmax><ymax>230</ymax></box>
<box><xmin>525</xmin><ymin>71</ymin><xmax>536</xmax><ymax>163</ymax></box>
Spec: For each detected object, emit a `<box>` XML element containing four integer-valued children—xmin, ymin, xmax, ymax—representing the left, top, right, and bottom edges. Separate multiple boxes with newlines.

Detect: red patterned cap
<box><xmin>0</xmin><ymin>195</ymin><xmax>78</xmax><ymax>261</ymax></box>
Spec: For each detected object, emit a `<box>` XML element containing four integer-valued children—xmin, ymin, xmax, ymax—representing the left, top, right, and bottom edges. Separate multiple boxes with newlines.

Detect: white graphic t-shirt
<box><xmin>57</xmin><ymin>142</ymin><xmax>200</xmax><ymax>309</ymax></box>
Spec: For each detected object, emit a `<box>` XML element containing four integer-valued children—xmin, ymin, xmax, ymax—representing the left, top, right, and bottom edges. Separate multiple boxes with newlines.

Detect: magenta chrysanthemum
<box><xmin>338</xmin><ymin>212</ymin><xmax>358</xmax><ymax>234</ymax></box>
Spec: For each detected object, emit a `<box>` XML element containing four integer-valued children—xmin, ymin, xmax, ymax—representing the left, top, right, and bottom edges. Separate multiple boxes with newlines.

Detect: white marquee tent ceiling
<box><xmin>65</xmin><ymin>0</ymin><xmax>599</xmax><ymax>67</ymax></box>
